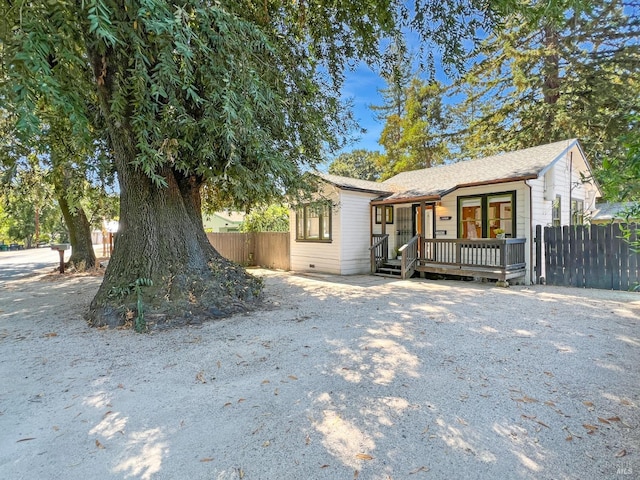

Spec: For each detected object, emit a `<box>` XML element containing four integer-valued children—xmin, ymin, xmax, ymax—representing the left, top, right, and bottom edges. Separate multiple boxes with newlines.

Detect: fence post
<box><xmin>535</xmin><ymin>225</ymin><xmax>542</xmax><ymax>284</ymax></box>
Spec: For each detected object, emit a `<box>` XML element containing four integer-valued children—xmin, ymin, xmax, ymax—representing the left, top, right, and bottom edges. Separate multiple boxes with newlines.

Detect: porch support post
<box><xmin>420</xmin><ymin>201</ymin><xmax>426</xmax><ymax>262</ymax></box>
<box><xmin>380</xmin><ymin>205</ymin><xmax>387</xmax><ymax>259</ymax></box>
<box><xmin>370</xmin><ymin>204</ymin><xmax>374</xmax><ymax>241</ymax></box>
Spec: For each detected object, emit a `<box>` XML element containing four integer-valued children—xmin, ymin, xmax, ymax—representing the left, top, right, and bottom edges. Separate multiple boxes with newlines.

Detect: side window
<box><xmin>552</xmin><ymin>196</ymin><xmax>561</xmax><ymax>226</ymax></box>
<box><xmin>296</xmin><ymin>203</ymin><xmax>332</xmax><ymax>241</ymax></box>
<box><xmin>571</xmin><ymin>199</ymin><xmax>584</xmax><ymax>225</ymax></box>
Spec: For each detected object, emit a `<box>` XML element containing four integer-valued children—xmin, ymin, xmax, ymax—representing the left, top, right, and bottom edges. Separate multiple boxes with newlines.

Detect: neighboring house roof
<box><xmin>591</xmin><ymin>202</ymin><xmax>638</xmax><ymax>222</ymax></box>
<box><xmin>317</xmin><ymin>172</ymin><xmax>395</xmax><ymax>195</ymax></box>
<box><xmin>213</xmin><ymin>211</ymin><xmax>245</xmax><ymax>223</ymax></box>
<box><xmin>380</xmin><ymin>138</ymin><xmax>583</xmax><ymax>201</ymax></box>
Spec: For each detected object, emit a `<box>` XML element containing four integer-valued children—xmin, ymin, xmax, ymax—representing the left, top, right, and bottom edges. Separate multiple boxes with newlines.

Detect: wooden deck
<box><xmin>372</xmin><ymin>236</ymin><xmax>527</xmax><ymax>283</ymax></box>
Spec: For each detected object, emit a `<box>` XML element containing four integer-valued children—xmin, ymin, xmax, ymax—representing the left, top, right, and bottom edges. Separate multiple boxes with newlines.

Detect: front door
<box><xmin>396</xmin><ymin>204</ymin><xmax>434</xmax><ymax>249</ymax></box>
<box><xmin>395</xmin><ymin>207</ymin><xmax>413</xmax><ymax>250</ymax></box>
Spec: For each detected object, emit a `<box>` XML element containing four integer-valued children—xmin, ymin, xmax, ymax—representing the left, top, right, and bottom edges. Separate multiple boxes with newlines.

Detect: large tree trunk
<box><xmin>57</xmin><ymin>192</ymin><xmax>96</xmax><ymax>269</ymax></box>
<box><xmin>86</xmin><ymin>126</ymin><xmax>260</xmax><ymax>328</ymax></box>
<box><xmin>88</xmin><ymin>161</ymin><xmax>261</xmax><ymax>328</ymax></box>
<box><xmin>84</xmin><ymin>41</ymin><xmax>261</xmax><ymax>329</ymax></box>
<box><xmin>542</xmin><ymin>24</ymin><xmax>561</xmax><ymax>106</ymax></box>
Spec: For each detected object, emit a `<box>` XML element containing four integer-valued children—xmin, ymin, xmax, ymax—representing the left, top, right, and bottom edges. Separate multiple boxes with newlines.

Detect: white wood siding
<box><xmin>289</xmin><ymin>186</ymin><xmax>342</xmax><ymax>274</ymax></box>
<box><xmin>290</xmin><ymin>185</ymin><xmax>378</xmax><ymax>275</ymax></box>
<box><xmin>530</xmin><ymin>144</ymin><xmax>599</xmax><ymax>282</ymax></box>
<box><xmin>339</xmin><ymin>190</ymin><xmax>378</xmax><ymax>274</ymax></box>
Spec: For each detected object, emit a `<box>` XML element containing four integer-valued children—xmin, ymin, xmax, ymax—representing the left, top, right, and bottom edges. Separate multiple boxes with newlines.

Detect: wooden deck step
<box><xmin>377</xmin><ymin>268</ymin><xmax>401</xmax><ymax>275</ymax></box>
<box><xmin>373</xmin><ymin>272</ymin><xmax>403</xmax><ymax>278</ymax></box>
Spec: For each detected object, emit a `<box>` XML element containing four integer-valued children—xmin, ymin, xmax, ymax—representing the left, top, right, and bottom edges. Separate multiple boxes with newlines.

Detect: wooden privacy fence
<box><xmin>206</xmin><ymin>232</ymin><xmax>290</xmax><ymax>270</ymax></box>
<box><xmin>538</xmin><ymin>223</ymin><xmax>639</xmax><ymax>290</ymax></box>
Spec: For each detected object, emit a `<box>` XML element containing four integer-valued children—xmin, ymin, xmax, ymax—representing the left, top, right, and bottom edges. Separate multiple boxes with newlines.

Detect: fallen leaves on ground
<box><xmin>615</xmin><ymin>449</ymin><xmax>627</xmax><ymax>458</ymax></box>
<box><xmin>520</xmin><ymin>414</ymin><xmax>549</xmax><ymax>428</ymax></box>
<box><xmin>514</xmin><ymin>395</ymin><xmax>538</xmax><ymax>403</ymax></box>
<box><xmin>200</xmin><ymin>458</ymin><xmax>214</xmax><ymax>462</ymax></box>
<box><xmin>409</xmin><ymin>466</ymin><xmax>430</xmax><ymax>474</ymax></box>
<box><xmin>355</xmin><ymin>453</ymin><xmax>373</xmax><ymax>460</ymax></box>
<box><xmin>95</xmin><ymin>439</ymin><xmax>105</xmax><ymax>449</ymax></box>
<box><xmin>195</xmin><ymin>371</ymin><xmax>206</xmax><ymax>384</ymax></box>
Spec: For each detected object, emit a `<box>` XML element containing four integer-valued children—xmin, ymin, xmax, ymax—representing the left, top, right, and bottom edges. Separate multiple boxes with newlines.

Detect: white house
<box><xmin>290</xmin><ymin>139</ymin><xmax>602</xmax><ymax>284</ymax></box>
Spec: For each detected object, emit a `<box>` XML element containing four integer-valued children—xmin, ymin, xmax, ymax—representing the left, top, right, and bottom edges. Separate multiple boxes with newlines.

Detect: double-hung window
<box><xmin>552</xmin><ymin>196</ymin><xmax>561</xmax><ymax>226</ymax></box>
<box><xmin>571</xmin><ymin>198</ymin><xmax>584</xmax><ymax>225</ymax></box>
<box><xmin>296</xmin><ymin>203</ymin><xmax>332</xmax><ymax>242</ymax></box>
<box><xmin>458</xmin><ymin>192</ymin><xmax>516</xmax><ymax>238</ymax></box>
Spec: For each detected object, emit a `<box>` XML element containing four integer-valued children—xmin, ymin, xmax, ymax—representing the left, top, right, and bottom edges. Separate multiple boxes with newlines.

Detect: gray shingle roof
<box><xmin>381</xmin><ymin>139</ymin><xmax>579</xmax><ymax>200</ymax></box>
<box><xmin>316</xmin><ymin>172</ymin><xmax>394</xmax><ymax>195</ymax></box>
<box><xmin>591</xmin><ymin>202</ymin><xmax>638</xmax><ymax>221</ymax></box>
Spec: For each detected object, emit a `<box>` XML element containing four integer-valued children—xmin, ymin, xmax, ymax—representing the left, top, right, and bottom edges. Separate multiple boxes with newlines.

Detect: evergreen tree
<box><xmin>450</xmin><ymin>0</ymin><xmax>640</xmax><ymax>167</ymax></box>
<box><xmin>377</xmin><ymin>78</ymin><xmax>452</xmax><ymax>178</ymax></box>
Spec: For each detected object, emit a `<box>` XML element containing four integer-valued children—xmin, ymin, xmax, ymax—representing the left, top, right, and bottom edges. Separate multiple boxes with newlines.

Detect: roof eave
<box><xmin>538</xmin><ymin>139</ymin><xmax>578</xmax><ymax>177</ymax></box>
<box><xmin>454</xmin><ymin>175</ymin><xmax>538</xmax><ymax>190</ymax></box>
<box><xmin>371</xmin><ymin>194</ymin><xmax>441</xmax><ymax>205</ymax></box>
<box><xmin>337</xmin><ymin>185</ymin><xmax>395</xmax><ymax>195</ymax></box>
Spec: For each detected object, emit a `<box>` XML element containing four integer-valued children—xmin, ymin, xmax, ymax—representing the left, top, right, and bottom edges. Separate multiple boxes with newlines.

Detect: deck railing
<box><xmin>369</xmin><ymin>233</ymin><xmax>389</xmax><ymax>273</ymax></box>
<box><xmin>399</xmin><ymin>234</ymin><xmax>420</xmax><ymax>279</ymax></box>
<box><xmin>422</xmin><ymin>238</ymin><xmax>526</xmax><ymax>271</ymax></box>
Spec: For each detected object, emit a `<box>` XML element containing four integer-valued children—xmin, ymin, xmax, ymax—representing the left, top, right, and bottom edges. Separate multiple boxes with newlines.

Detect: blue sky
<box><xmin>340</xmin><ymin>64</ymin><xmax>388</xmax><ymax>155</ymax></box>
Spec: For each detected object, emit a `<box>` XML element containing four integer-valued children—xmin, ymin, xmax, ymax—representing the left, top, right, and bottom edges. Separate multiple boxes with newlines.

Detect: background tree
<box><xmin>1</xmin><ymin>0</ymin><xmax>580</xmax><ymax>328</ymax></box>
<box><xmin>448</xmin><ymin>0</ymin><xmax>640</xmax><ymax>167</ymax></box>
<box><xmin>370</xmin><ymin>37</ymin><xmax>413</xmax><ymax>121</ymax></box>
<box><xmin>377</xmin><ymin>78</ymin><xmax>452</xmax><ymax>178</ymax></box>
<box><xmin>240</xmin><ymin>205</ymin><xmax>290</xmax><ymax>233</ymax></box>
<box><xmin>328</xmin><ymin>150</ymin><xmax>383</xmax><ymax>181</ymax></box>
<box><xmin>598</xmin><ymin>115</ymin><xmax>640</xmax><ymax>202</ymax></box>
<box><xmin>0</xmin><ymin>103</ymin><xmax>112</xmax><ymax>268</ymax></box>
<box><xmin>1</xmin><ymin>158</ymin><xmax>61</xmax><ymax>247</ymax></box>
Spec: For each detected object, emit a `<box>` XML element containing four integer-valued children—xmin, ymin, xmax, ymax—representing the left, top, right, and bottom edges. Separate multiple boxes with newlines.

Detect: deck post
<box><xmin>420</xmin><ymin>201</ymin><xmax>426</xmax><ymax>263</ymax></box>
<box><xmin>381</xmin><ymin>205</ymin><xmax>387</xmax><ymax>259</ymax></box>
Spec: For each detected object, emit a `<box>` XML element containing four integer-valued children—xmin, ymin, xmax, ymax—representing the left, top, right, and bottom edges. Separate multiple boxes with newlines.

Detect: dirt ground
<box><xmin>0</xmin><ymin>268</ymin><xmax>639</xmax><ymax>479</ymax></box>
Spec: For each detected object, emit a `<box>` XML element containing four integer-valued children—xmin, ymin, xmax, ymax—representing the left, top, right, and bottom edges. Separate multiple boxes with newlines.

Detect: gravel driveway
<box><xmin>0</xmin><ymin>269</ymin><xmax>638</xmax><ymax>479</ymax></box>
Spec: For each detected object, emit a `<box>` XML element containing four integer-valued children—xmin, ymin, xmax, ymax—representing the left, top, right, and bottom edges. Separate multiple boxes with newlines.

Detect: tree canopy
<box><xmin>328</xmin><ymin>150</ymin><xmax>383</xmax><ymax>181</ymax></box>
<box><xmin>448</xmin><ymin>0</ymin><xmax>640</xmax><ymax>166</ymax></box>
<box><xmin>0</xmin><ymin>0</ymin><xmax>588</xmax><ymax>327</ymax></box>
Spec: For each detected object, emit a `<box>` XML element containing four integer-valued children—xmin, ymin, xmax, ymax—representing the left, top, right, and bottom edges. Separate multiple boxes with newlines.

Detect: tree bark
<box><xmin>542</xmin><ymin>24</ymin><xmax>561</xmax><ymax>106</ymax></box>
<box><xmin>56</xmin><ymin>191</ymin><xmax>96</xmax><ymax>269</ymax></box>
<box><xmin>87</xmin><ymin>156</ymin><xmax>261</xmax><ymax>328</ymax></box>
<box><xmin>52</xmin><ymin>154</ymin><xmax>96</xmax><ymax>270</ymax></box>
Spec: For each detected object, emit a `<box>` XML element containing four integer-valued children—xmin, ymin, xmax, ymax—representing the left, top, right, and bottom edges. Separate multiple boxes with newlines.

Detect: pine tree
<box><xmin>450</xmin><ymin>0</ymin><xmax>640</xmax><ymax>167</ymax></box>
